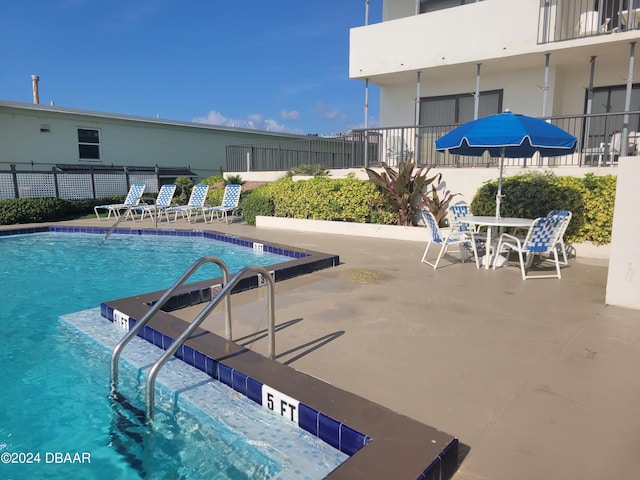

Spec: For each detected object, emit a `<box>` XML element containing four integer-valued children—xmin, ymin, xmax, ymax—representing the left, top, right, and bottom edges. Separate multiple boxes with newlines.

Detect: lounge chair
<box><xmin>493</xmin><ymin>215</ymin><xmax>566</xmax><ymax>280</ymax></box>
<box><xmin>165</xmin><ymin>184</ymin><xmax>210</xmax><ymax>223</ymax></box>
<box><xmin>94</xmin><ymin>183</ymin><xmax>146</xmax><ymax>220</ymax></box>
<box><xmin>205</xmin><ymin>184</ymin><xmax>242</xmax><ymax>224</ymax></box>
<box><xmin>420</xmin><ymin>210</ymin><xmax>478</xmax><ymax>269</ymax></box>
<box><xmin>131</xmin><ymin>184</ymin><xmax>176</xmax><ymax>222</ymax></box>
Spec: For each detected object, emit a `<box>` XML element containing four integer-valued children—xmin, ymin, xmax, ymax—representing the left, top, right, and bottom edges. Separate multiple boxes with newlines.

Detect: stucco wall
<box><xmin>606</xmin><ymin>156</ymin><xmax>640</xmax><ymax>309</ymax></box>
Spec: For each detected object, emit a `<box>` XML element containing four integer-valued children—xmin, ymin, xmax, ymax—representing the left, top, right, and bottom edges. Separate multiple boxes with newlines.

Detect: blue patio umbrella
<box><xmin>435</xmin><ymin>110</ymin><xmax>577</xmax><ymax>217</ymax></box>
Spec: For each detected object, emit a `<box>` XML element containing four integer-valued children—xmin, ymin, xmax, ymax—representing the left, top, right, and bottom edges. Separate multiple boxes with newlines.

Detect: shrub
<box><xmin>470</xmin><ymin>171</ymin><xmax>615</xmax><ymax>245</ymax></box>
<box><xmin>0</xmin><ymin>197</ymin><xmax>94</xmax><ymax>224</ymax></box>
<box><xmin>266</xmin><ymin>176</ymin><xmax>395</xmax><ymax>224</ymax></box>
<box><xmin>288</xmin><ymin>164</ymin><xmax>329</xmax><ymax>177</ymax></box>
<box><xmin>224</xmin><ymin>174</ymin><xmax>245</xmax><ymax>185</ymax></box>
<box><xmin>240</xmin><ymin>185</ymin><xmax>275</xmax><ymax>226</ymax></box>
<box><xmin>174</xmin><ymin>176</ymin><xmax>194</xmax><ymax>204</ymax></box>
<box><xmin>365</xmin><ymin>161</ymin><xmax>441</xmax><ymax>226</ymax></box>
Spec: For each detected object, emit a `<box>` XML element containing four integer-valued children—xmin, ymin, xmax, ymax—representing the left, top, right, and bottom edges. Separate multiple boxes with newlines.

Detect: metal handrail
<box><xmin>145</xmin><ymin>265</ymin><xmax>276</xmax><ymax>422</ymax></box>
<box><xmin>110</xmin><ymin>256</ymin><xmax>231</xmax><ymax>393</ymax></box>
<box><xmin>102</xmin><ymin>205</ymin><xmax>136</xmax><ymax>243</ymax></box>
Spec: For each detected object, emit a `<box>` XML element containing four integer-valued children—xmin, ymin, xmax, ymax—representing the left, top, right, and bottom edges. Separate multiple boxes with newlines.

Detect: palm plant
<box><xmin>365</xmin><ymin>161</ymin><xmax>440</xmax><ymax>226</ymax></box>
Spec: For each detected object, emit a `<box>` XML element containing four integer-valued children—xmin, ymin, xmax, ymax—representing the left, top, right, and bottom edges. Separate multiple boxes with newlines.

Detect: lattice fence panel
<box><xmin>0</xmin><ymin>174</ymin><xmax>16</xmax><ymax>199</ymax></box>
<box><xmin>129</xmin><ymin>174</ymin><xmax>158</xmax><ymax>193</ymax></box>
<box><xmin>57</xmin><ymin>174</ymin><xmax>94</xmax><ymax>200</ymax></box>
<box><xmin>94</xmin><ymin>174</ymin><xmax>127</xmax><ymax>199</ymax></box>
<box><xmin>17</xmin><ymin>173</ymin><xmax>56</xmax><ymax>198</ymax></box>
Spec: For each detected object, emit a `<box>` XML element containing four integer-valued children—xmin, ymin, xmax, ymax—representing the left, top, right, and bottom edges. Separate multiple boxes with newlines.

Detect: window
<box><xmin>78</xmin><ymin>128</ymin><xmax>101</xmax><ymax>161</ymax></box>
<box><xmin>582</xmin><ymin>84</ymin><xmax>640</xmax><ymax>160</ymax></box>
<box><xmin>419</xmin><ymin>90</ymin><xmax>503</xmax><ymax>126</ymax></box>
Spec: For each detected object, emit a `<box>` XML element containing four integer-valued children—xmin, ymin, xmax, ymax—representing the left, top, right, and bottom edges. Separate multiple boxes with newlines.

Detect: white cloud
<box><xmin>280</xmin><ymin>109</ymin><xmax>300</xmax><ymax>121</ymax></box>
<box><xmin>192</xmin><ymin>110</ymin><xmax>302</xmax><ymax>134</ymax></box>
<box><xmin>315</xmin><ymin>101</ymin><xmax>346</xmax><ymax>121</ymax></box>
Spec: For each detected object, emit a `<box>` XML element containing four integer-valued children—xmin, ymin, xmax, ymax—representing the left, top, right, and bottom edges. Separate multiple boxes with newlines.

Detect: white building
<box><xmin>350</xmin><ymin>0</ymin><xmax>640</xmax><ymax>163</ymax></box>
<box><xmin>0</xmin><ymin>99</ymin><xmax>307</xmax><ymax>181</ymax></box>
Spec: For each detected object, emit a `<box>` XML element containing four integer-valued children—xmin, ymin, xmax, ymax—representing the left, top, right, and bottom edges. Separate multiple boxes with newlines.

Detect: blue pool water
<box><xmin>0</xmin><ymin>232</ymin><xmax>346</xmax><ymax>479</ymax></box>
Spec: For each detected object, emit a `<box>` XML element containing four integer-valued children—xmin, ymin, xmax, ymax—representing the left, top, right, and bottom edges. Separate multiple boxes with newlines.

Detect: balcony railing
<box><xmin>538</xmin><ymin>0</ymin><xmax>640</xmax><ymax>43</ymax></box>
<box><xmin>227</xmin><ymin>112</ymin><xmax>639</xmax><ymax>172</ymax></box>
<box><xmin>351</xmin><ymin>111</ymin><xmax>640</xmax><ymax>169</ymax></box>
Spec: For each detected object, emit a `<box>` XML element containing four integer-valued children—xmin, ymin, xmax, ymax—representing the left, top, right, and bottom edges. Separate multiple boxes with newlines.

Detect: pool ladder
<box><xmin>109</xmin><ymin>256</ymin><xmax>276</xmax><ymax>422</ymax></box>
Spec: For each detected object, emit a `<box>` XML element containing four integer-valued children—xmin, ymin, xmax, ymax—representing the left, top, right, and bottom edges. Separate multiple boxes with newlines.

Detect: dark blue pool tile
<box><xmin>152</xmin><ymin>329</ymin><xmax>164</xmax><ymax>348</ymax></box>
<box><xmin>182</xmin><ymin>345</ymin><xmax>196</xmax><ymax>366</ymax></box>
<box><xmin>194</xmin><ymin>350</ymin><xmax>206</xmax><ymax>372</ymax></box>
<box><xmin>339</xmin><ymin>424</ymin><xmax>369</xmax><ymax>456</ymax></box>
<box><xmin>419</xmin><ymin>456</ymin><xmax>441</xmax><ymax>480</ymax></box>
<box><xmin>246</xmin><ymin>377</ymin><xmax>263</xmax><ymax>405</ymax></box>
<box><xmin>298</xmin><ymin>404</ymin><xmax>319</xmax><ymax>436</ymax></box>
<box><xmin>142</xmin><ymin>326</ymin><xmax>154</xmax><ymax>343</ymax></box>
<box><xmin>232</xmin><ymin>370</ymin><xmax>248</xmax><ymax>395</ymax></box>
<box><xmin>318</xmin><ymin>413</ymin><xmax>341</xmax><ymax>450</ymax></box>
<box><xmin>218</xmin><ymin>363</ymin><xmax>233</xmax><ymax>387</ymax></box>
<box><xmin>162</xmin><ymin>334</ymin><xmax>174</xmax><ymax>350</ymax></box>
<box><xmin>205</xmin><ymin>356</ymin><xmax>218</xmax><ymax>378</ymax></box>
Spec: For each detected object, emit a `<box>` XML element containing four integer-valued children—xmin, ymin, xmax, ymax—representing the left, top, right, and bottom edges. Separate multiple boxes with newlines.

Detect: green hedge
<box><xmin>0</xmin><ymin>197</ymin><xmax>96</xmax><ymax>224</ymax></box>
<box><xmin>259</xmin><ymin>176</ymin><xmax>396</xmax><ymax>225</ymax></box>
<box><xmin>470</xmin><ymin>172</ymin><xmax>616</xmax><ymax>245</ymax></box>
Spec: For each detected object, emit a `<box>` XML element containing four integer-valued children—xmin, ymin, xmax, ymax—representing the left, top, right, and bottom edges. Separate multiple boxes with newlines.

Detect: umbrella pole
<box><xmin>496</xmin><ymin>154</ymin><xmax>504</xmax><ymax>219</ymax></box>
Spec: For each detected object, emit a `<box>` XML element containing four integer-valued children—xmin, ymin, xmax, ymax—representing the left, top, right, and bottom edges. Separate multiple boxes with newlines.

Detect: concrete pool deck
<box><xmin>13</xmin><ymin>217</ymin><xmax>640</xmax><ymax>479</ymax></box>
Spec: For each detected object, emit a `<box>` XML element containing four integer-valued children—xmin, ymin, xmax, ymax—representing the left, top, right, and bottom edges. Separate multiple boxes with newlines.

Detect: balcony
<box><xmin>539</xmin><ymin>0</ymin><xmax>640</xmax><ymax>43</ymax></box>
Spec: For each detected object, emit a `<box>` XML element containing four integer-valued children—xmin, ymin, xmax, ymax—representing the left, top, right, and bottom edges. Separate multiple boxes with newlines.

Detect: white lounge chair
<box><xmin>132</xmin><ymin>184</ymin><xmax>176</xmax><ymax>222</ymax></box>
<box><xmin>165</xmin><ymin>184</ymin><xmax>210</xmax><ymax>223</ymax></box>
<box><xmin>94</xmin><ymin>183</ymin><xmax>146</xmax><ymax>220</ymax></box>
<box><xmin>205</xmin><ymin>184</ymin><xmax>242</xmax><ymax>224</ymax></box>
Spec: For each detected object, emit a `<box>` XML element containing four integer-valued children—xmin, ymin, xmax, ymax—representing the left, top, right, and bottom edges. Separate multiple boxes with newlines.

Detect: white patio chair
<box><xmin>548</xmin><ymin>210</ymin><xmax>572</xmax><ymax>265</ymax></box>
<box><xmin>94</xmin><ymin>183</ymin><xmax>146</xmax><ymax>220</ymax></box>
<box><xmin>493</xmin><ymin>215</ymin><xmax>566</xmax><ymax>280</ymax></box>
<box><xmin>421</xmin><ymin>210</ymin><xmax>479</xmax><ymax>269</ymax></box>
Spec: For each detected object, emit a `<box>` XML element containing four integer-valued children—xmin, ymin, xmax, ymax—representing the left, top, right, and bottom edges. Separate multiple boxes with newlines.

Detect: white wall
<box><xmin>606</xmin><ymin>156</ymin><xmax>640</xmax><ymax>309</ymax></box>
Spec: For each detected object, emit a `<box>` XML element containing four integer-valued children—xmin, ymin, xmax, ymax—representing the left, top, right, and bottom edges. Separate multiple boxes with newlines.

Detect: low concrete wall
<box><xmin>255</xmin><ymin>216</ymin><xmax>610</xmax><ymax>260</ymax></box>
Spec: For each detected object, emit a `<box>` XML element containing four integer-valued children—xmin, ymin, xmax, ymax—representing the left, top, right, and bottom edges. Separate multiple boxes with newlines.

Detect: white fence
<box><xmin>0</xmin><ymin>167</ymin><xmax>159</xmax><ymax>200</ymax></box>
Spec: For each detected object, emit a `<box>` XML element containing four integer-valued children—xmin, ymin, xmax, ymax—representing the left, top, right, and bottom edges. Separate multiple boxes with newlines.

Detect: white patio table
<box><xmin>460</xmin><ymin>216</ymin><xmax>534</xmax><ymax>269</ymax></box>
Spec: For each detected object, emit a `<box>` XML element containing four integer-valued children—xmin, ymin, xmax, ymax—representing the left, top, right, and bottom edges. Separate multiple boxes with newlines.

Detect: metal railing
<box><xmin>538</xmin><ymin>0</ymin><xmax>640</xmax><ymax>44</ymax></box>
<box><xmin>225</xmin><ymin>134</ymin><xmax>378</xmax><ymax>172</ymax></box>
<box><xmin>145</xmin><ymin>264</ymin><xmax>276</xmax><ymax>422</ymax></box>
<box><xmin>226</xmin><ymin>111</ymin><xmax>638</xmax><ymax>172</ymax></box>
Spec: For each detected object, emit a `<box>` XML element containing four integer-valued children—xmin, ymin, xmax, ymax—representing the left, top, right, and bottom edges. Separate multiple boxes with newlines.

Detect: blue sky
<box><xmin>0</xmin><ymin>0</ymin><xmax>381</xmax><ymax>136</ymax></box>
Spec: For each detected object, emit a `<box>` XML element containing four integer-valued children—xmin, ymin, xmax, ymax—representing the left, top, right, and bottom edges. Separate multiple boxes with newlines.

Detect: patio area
<box><xmin>29</xmin><ymin>217</ymin><xmax>640</xmax><ymax>479</ymax></box>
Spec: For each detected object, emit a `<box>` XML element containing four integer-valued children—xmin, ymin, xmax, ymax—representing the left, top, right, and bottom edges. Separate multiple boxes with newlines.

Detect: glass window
<box><xmin>419</xmin><ymin>90</ymin><xmax>503</xmax><ymax>126</ymax></box>
<box><xmin>77</xmin><ymin>128</ymin><xmax>101</xmax><ymax>160</ymax></box>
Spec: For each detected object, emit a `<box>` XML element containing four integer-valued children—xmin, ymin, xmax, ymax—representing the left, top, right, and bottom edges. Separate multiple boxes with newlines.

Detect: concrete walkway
<box><xmin>18</xmin><ymin>217</ymin><xmax>640</xmax><ymax>479</ymax></box>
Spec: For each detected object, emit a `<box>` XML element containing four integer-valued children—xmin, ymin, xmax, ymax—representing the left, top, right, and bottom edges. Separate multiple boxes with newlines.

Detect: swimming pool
<box><xmin>0</xmin><ymin>229</ymin><xmax>346</xmax><ymax>479</ymax></box>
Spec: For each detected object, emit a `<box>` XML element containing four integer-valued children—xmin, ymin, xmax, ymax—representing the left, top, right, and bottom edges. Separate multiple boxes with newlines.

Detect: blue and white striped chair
<box><xmin>206</xmin><ymin>184</ymin><xmax>242</xmax><ymax>224</ymax></box>
<box><xmin>548</xmin><ymin>210</ymin><xmax>572</xmax><ymax>265</ymax></box>
<box><xmin>421</xmin><ymin>210</ymin><xmax>479</xmax><ymax>269</ymax></box>
<box><xmin>165</xmin><ymin>184</ymin><xmax>210</xmax><ymax>223</ymax></box>
<box><xmin>493</xmin><ymin>215</ymin><xmax>566</xmax><ymax>280</ymax></box>
<box><xmin>132</xmin><ymin>184</ymin><xmax>176</xmax><ymax>221</ymax></box>
<box><xmin>94</xmin><ymin>183</ymin><xmax>146</xmax><ymax>220</ymax></box>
